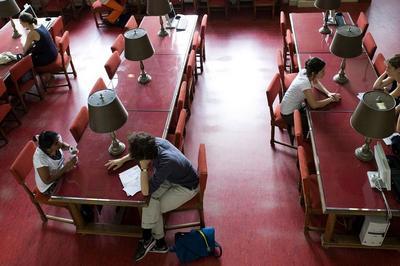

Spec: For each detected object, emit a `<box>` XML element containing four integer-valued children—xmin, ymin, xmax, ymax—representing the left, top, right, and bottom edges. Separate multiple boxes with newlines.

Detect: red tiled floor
<box><xmin>1</xmin><ymin>1</ymin><xmax>400</xmax><ymax>265</ymax></box>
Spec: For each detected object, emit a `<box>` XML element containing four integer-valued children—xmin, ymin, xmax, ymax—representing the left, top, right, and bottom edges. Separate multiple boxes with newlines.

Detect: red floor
<box><xmin>1</xmin><ymin>1</ymin><xmax>400</xmax><ymax>265</ymax></box>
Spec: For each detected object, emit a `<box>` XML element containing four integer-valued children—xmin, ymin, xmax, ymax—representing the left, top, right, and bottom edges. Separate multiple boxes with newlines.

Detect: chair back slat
<box><xmin>175</xmin><ymin>109</ymin><xmax>188</xmax><ymax>152</ymax></box>
<box><xmin>9</xmin><ymin>55</ymin><xmax>34</xmax><ymax>83</ymax></box>
<box><xmin>58</xmin><ymin>30</ymin><xmax>70</xmax><ymax>55</ymax></box>
<box><xmin>363</xmin><ymin>32</ymin><xmax>377</xmax><ymax>60</ymax></box>
<box><xmin>105</xmin><ymin>51</ymin><xmax>121</xmax><ymax>80</ymax></box>
<box><xmin>200</xmin><ymin>14</ymin><xmax>208</xmax><ymax>41</ymax></box>
<box><xmin>10</xmin><ymin>141</ymin><xmax>36</xmax><ymax>184</ymax></box>
<box><xmin>111</xmin><ymin>34</ymin><xmax>124</xmax><ymax>55</ymax></box>
<box><xmin>89</xmin><ymin>77</ymin><xmax>107</xmax><ymax>95</ymax></box>
<box><xmin>280</xmin><ymin>11</ymin><xmax>286</xmax><ymax>39</ymax></box>
<box><xmin>374</xmin><ymin>53</ymin><xmax>386</xmax><ymax>76</ymax></box>
<box><xmin>124</xmin><ymin>15</ymin><xmax>138</xmax><ymax>31</ymax></box>
<box><xmin>69</xmin><ymin>106</ymin><xmax>89</xmax><ymax>143</ymax></box>
<box><xmin>50</xmin><ymin>16</ymin><xmax>64</xmax><ymax>43</ymax></box>
<box><xmin>197</xmin><ymin>144</ymin><xmax>207</xmax><ymax>197</ymax></box>
<box><xmin>266</xmin><ymin>74</ymin><xmax>281</xmax><ymax>119</ymax></box>
<box><xmin>357</xmin><ymin>12</ymin><xmax>369</xmax><ymax>37</ymax></box>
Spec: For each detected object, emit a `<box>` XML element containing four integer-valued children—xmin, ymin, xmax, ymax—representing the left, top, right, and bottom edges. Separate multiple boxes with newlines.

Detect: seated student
<box><xmin>19</xmin><ymin>12</ymin><xmax>58</xmax><ymax>67</ymax></box>
<box><xmin>373</xmin><ymin>55</ymin><xmax>400</xmax><ymax>131</ymax></box>
<box><xmin>280</xmin><ymin>57</ymin><xmax>341</xmax><ymax>136</ymax></box>
<box><xmin>33</xmin><ymin>131</ymin><xmax>78</xmax><ymax>195</ymax></box>
<box><xmin>100</xmin><ymin>0</ymin><xmax>125</xmax><ymax>24</ymax></box>
<box><xmin>105</xmin><ymin>132</ymin><xmax>199</xmax><ymax>262</ymax></box>
<box><xmin>373</xmin><ymin>54</ymin><xmax>400</xmax><ymax>96</ymax></box>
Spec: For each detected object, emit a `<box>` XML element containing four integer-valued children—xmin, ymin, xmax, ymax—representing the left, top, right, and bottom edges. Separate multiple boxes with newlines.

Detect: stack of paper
<box><xmin>119</xmin><ymin>166</ymin><xmax>141</xmax><ymax>196</ymax></box>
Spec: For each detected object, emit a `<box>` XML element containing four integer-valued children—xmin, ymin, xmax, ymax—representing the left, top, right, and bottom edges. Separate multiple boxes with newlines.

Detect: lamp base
<box><xmin>158</xmin><ymin>28</ymin><xmax>169</xmax><ymax>37</ymax></box>
<box><xmin>333</xmin><ymin>72</ymin><xmax>349</xmax><ymax>84</ymax></box>
<box><xmin>108</xmin><ymin>138</ymin><xmax>126</xmax><ymax>156</ymax></box>
<box><xmin>355</xmin><ymin>146</ymin><xmax>373</xmax><ymax>162</ymax></box>
<box><xmin>138</xmin><ymin>73</ymin><xmax>152</xmax><ymax>84</ymax></box>
<box><xmin>319</xmin><ymin>25</ymin><xmax>331</xmax><ymax>35</ymax></box>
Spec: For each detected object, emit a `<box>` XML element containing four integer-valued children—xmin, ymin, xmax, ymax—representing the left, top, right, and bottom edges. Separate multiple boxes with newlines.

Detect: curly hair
<box><xmin>128</xmin><ymin>132</ymin><xmax>158</xmax><ymax>161</ymax></box>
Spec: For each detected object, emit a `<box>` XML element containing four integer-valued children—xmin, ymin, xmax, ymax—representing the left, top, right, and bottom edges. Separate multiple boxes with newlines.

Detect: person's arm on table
<box><xmin>373</xmin><ymin>72</ymin><xmax>394</xmax><ymax>92</ymax></box>
<box><xmin>37</xmin><ymin>157</ymin><xmax>77</xmax><ymax>185</ymax></box>
<box><xmin>304</xmin><ymin>88</ymin><xmax>340</xmax><ymax>110</ymax></box>
<box><xmin>139</xmin><ymin>160</ymin><xmax>151</xmax><ymax>196</ymax></box>
<box><xmin>312</xmin><ymin>79</ymin><xmax>341</xmax><ymax>100</ymax></box>
<box><xmin>105</xmin><ymin>154</ymin><xmax>134</xmax><ymax>170</ymax></box>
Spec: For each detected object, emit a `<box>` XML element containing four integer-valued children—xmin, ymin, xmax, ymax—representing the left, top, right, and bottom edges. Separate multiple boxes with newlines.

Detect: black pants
<box><xmin>281</xmin><ymin>106</ymin><xmax>309</xmax><ymax>141</ymax></box>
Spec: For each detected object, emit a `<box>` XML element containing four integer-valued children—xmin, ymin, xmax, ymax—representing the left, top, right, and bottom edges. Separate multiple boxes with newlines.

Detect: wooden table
<box><xmin>290</xmin><ymin>12</ymin><xmax>353</xmax><ymax>54</ymax></box>
<box><xmin>0</xmin><ymin>18</ymin><xmax>55</xmax><ymax>79</ymax></box>
<box><xmin>291</xmin><ymin>12</ymin><xmax>400</xmax><ymax>249</ymax></box>
<box><xmin>50</xmin><ymin>15</ymin><xmax>198</xmax><ymax>237</ymax></box>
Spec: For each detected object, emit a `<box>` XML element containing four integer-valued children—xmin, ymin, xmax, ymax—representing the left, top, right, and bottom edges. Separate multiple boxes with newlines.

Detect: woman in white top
<box><xmin>372</xmin><ymin>54</ymin><xmax>400</xmax><ymax>131</ymax></box>
<box><xmin>280</xmin><ymin>57</ymin><xmax>341</xmax><ymax>135</ymax></box>
<box><xmin>33</xmin><ymin>131</ymin><xmax>77</xmax><ymax>195</ymax></box>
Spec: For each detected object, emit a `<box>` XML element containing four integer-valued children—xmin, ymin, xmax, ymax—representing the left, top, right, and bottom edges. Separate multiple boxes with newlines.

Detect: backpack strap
<box><xmin>196</xmin><ymin>229</ymin><xmax>211</xmax><ymax>252</ymax></box>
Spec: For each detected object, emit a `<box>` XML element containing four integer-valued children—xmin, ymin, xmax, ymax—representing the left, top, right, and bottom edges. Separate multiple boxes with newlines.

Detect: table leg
<box><xmin>68</xmin><ymin>203</ymin><xmax>85</xmax><ymax>229</ymax></box>
<box><xmin>323</xmin><ymin>213</ymin><xmax>336</xmax><ymax>243</ymax></box>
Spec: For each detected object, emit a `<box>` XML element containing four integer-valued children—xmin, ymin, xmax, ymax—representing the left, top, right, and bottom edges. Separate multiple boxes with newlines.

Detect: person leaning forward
<box><xmin>105</xmin><ymin>132</ymin><xmax>199</xmax><ymax>262</ymax></box>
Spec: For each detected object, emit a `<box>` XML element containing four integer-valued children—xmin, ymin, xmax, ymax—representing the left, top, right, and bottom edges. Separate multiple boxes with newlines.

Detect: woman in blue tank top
<box><xmin>19</xmin><ymin>12</ymin><xmax>58</xmax><ymax>67</ymax></box>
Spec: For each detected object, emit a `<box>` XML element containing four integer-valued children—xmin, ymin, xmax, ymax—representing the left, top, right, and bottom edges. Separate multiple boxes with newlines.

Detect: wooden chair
<box><xmin>363</xmin><ymin>32</ymin><xmax>377</xmax><ymax>60</ymax></box>
<box><xmin>186</xmin><ymin>50</ymin><xmax>196</xmax><ymax>103</ymax></box>
<box><xmin>69</xmin><ymin>106</ymin><xmax>89</xmax><ymax>143</ymax></box>
<box><xmin>111</xmin><ymin>34</ymin><xmax>125</xmax><ymax>55</ymax></box>
<box><xmin>35</xmin><ymin>31</ymin><xmax>77</xmax><ymax>90</ymax></box>
<box><xmin>253</xmin><ymin>0</ymin><xmax>276</xmax><ymax>18</ymax></box>
<box><xmin>207</xmin><ymin>0</ymin><xmax>229</xmax><ymax>18</ymax></box>
<box><xmin>373</xmin><ymin>53</ymin><xmax>386</xmax><ymax>76</ymax></box>
<box><xmin>297</xmin><ymin>145</ymin><xmax>324</xmax><ymax>233</ymax></box>
<box><xmin>104</xmin><ymin>51</ymin><xmax>121</xmax><ymax>80</ymax></box>
<box><xmin>0</xmin><ymin>80</ymin><xmax>20</xmax><ymax>144</ymax></box>
<box><xmin>294</xmin><ymin>109</ymin><xmax>315</xmax><ymax>174</ymax></box>
<box><xmin>8</xmin><ymin>55</ymin><xmax>42</xmax><ymax>112</ymax></box>
<box><xmin>167</xmin><ymin>109</ymin><xmax>188</xmax><ymax>153</ymax></box>
<box><xmin>10</xmin><ymin>140</ymin><xmax>74</xmax><ymax>224</ymax></box>
<box><xmin>123</xmin><ymin>15</ymin><xmax>138</xmax><ymax>31</ymax></box>
<box><xmin>49</xmin><ymin>16</ymin><xmax>64</xmax><ymax>47</ymax></box>
<box><xmin>192</xmin><ymin>14</ymin><xmax>208</xmax><ymax>75</ymax></box>
<box><xmin>91</xmin><ymin>0</ymin><xmax>113</xmax><ymax>28</ymax></box>
<box><xmin>169</xmin><ymin>80</ymin><xmax>188</xmax><ymax>134</ymax></box>
<box><xmin>285</xmin><ymin>29</ymin><xmax>299</xmax><ymax>73</ymax></box>
<box><xmin>266</xmin><ymin>73</ymin><xmax>294</xmax><ymax>147</ymax></box>
<box><xmin>89</xmin><ymin>77</ymin><xmax>107</xmax><ymax>95</ymax></box>
<box><xmin>356</xmin><ymin>11</ymin><xmax>369</xmax><ymax>37</ymax></box>
<box><xmin>277</xmin><ymin>49</ymin><xmax>297</xmax><ymax>100</ymax></box>
<box><xmin>165</xmin><ymin>144</ymin><xmax>207</xmax><ymax>230</ymax></box>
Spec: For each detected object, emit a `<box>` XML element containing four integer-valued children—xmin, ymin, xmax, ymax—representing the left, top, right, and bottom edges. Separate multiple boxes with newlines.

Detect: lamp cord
<box><xmin>373</xmin><ymin>177</ymin><xmax>392</xmax><ymax>220</ymax></box>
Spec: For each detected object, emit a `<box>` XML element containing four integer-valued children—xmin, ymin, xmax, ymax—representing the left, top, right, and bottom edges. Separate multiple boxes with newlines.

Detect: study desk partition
<box><xmin>289</xmin><ymin>12</ymin><xmax>353</xmax><ymax>54</ymax></box>
<box><xmin>0</xmin><ymin>18</ymin><xmax>55</xmax><ymax>79</ymax></box>
<box><xmin>50</xmin><ymin>15</ymin><xmax>198</xmax><ymax>237</ymax></box>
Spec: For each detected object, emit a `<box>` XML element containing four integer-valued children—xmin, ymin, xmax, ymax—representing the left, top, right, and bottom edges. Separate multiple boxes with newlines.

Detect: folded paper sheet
<box><xmin>119</xmin><ymin>166</ymin><xmax>141</xmax><ymax>196</ymax></box>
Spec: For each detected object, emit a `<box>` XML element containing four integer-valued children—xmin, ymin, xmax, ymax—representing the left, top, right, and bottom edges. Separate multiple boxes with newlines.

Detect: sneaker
<box><xmin>134</xmin><ymin>237</ymin><xmax>156</xmax><ymax>262</ymax></box>
<box><xmin>149</xmin><ymin>241</ymin><xmax>169</xmax><ymax>254</ymax></box>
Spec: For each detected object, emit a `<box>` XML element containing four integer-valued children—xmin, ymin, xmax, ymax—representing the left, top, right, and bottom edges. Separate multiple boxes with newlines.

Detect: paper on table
<box><xmin>383</xmin><ymin>132</ymin><xmax>400</xmax><ymax>145</ymax></box>
<box><xmin>119</xmin><ymin>165</ymin><xmax>141</xmax><ymax>196</ymax></box>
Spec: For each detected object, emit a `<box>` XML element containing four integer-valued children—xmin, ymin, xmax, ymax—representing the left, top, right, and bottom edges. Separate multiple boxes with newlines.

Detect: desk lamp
<box><xmin>314</xmin><ymin>0</ymin><xmax>341</xmax><ymax>35</ymax></box>
<box><xmin>0</xmin><ymin>0</ymin><xmax>21</xmax><ymax>39</ymax></box>
<box><xmin>124</xmin><ymin>28</ymin><xmax>155</xmax><ymax>84</ymax></box>
<box><xmin>147</xmin><ymin>0</ymin><xmax>171</xmax><ymax>37</ymax></box>
<box><xmin>350</xmin><ymin>91</ymin><xmax>396</xmax><ymax>162</ymax></box>
<box><xmin>88</xmin><ymin>89</ymin><xmax>128</xmax><ymax>156</ymax></box>
<box><xmin>329</xmin><ymin>25</ymin><xmax>362</xmax><ymax>84</ymax></box>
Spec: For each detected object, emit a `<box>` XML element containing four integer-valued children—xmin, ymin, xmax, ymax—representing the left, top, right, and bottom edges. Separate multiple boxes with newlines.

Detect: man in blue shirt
<box><xmin>105</xmin><ymin>132</ymin><xmax>199</xmax><ymax>261</ymax></box>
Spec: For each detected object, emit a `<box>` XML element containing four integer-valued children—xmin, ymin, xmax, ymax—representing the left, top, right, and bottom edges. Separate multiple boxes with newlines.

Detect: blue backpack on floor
<box><xmin>171</xmin><ymin>227</ymin><xmax>222</xmax><ymax>263</ymax></box>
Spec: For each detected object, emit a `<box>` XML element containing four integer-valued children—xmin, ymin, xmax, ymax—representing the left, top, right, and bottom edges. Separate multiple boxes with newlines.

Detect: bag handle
<box><xmin>214</xmin><ymin>241</ymin><xmax>223</xmax><ymax>258</ymax></box>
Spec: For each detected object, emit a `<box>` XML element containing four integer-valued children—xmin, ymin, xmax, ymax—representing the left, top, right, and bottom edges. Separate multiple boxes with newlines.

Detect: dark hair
<box><xmin>37</xmin><ymin>131</ymin><xmax>59</xmax><ymax>152</ymax></box>
<box><xmin>388</xmin><ymin>54</ymin><xmax>400</xmax><ymax>69</ymax></box>
<box><xmin>128</xmin><ymin>132</ymin><xmax>158</xmax><ymax>161</ymax></box>
<box><xmin>304</xmin><ymin>57</ymin><xmax>326</xmax><ymax>79</ymax></box>
<box><xmin>19</xmin><ymin>12</ymin><xmax>37</xmax><ymax>25</ymax></box>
